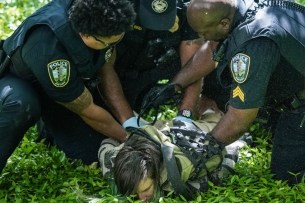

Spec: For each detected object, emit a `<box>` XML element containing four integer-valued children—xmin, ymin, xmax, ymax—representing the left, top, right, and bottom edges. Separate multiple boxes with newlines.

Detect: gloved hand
<box><xmin>122</xmin><ymin>117</ymin><xmax>144</xmax><ymax>129</ymax></box>
<box><xmin>140</xmin><ymin>83</ymin><xmax>182</xmax><ymax>111</ymax></box>
<box><xmin>173</xmin><ymin>116</ymin><xmax>193</xmax><ymax>124</ymax></box>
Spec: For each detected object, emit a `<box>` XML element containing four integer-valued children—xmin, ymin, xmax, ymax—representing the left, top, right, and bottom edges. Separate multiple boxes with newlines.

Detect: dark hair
<box><xmin>68</xmin><ymin>0</ymin><xmax>136</xmax><ymax>37</ymax></box>
<box><xmin>114</xmin><ymin>134</ymin><xmax>162</xmax><ymax>197</ymax></box>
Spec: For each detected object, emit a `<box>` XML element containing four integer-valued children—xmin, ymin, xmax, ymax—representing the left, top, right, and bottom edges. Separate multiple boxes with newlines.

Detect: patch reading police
<box><xmin>47</xmin><ymin>60</ymin><xmax>70</xmax><ymax>87</ymax></box>
<box><xmin>152</xmin><ymin>0</ymin><xmax>168</xmax><ymax>13</ymax></box>
<box><xmin>231</xmin><ymin>53</ymin><xmax>250</xmax><ymax>83</ymax></box>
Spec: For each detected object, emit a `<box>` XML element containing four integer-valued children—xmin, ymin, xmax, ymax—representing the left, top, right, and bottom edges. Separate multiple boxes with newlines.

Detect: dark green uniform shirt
<box><xmin>21</xmin><ymin>25</ymin><xmax>107</xmax><ymax>102</ymax></box>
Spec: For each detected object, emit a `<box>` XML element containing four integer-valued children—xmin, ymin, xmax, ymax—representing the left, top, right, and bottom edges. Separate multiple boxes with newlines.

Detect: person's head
<box><xmin>187</xmin><ymin>0</ymin><xmax>237</xmax><ymax>42</ymax></box>
<box><xmin>138</xmin><ymin>0</ymin><xmax>178</xmax><ymax>31</ymax></box>
<box><xmin>69</xmin><ymin>0</ymin><xmax>136</xmax><ymax>49</ymax></box>
<box><xmin>114</xmin><ymin>134</ymin><xmax>162</xmax><ymax>202</ymax></box>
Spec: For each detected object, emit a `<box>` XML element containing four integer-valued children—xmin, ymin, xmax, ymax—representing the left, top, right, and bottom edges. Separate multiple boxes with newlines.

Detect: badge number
<box><xmin>48</xmin><ymin>60</ymin><xmax>70</xmax><ymax>87</ymax></box>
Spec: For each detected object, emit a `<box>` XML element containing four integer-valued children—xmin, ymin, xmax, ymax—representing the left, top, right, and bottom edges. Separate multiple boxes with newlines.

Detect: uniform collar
<box><xmin>230</xmin><ymin>0</ymin><xmax>256</xmax><ymax>31</ymax></box>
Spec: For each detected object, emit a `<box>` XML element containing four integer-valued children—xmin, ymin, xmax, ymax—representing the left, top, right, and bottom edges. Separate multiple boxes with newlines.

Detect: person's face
<box><xmin>135</xmin><ymin>178</ymin><xmax>155</xmax><ymax>202</ymax></box>
<box><xmin>81</xmin><ymin>32</ymin><xmax>125</xmax><ymax>50</ymax></box>
<box><xmin>195</xmin><ymin>24</ymin><xmax>229</xmax><ymax>42</ymax></box>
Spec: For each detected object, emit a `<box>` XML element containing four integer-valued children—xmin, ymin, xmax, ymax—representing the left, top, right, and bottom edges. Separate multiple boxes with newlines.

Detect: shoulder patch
<box><xmin>47</xmin><ymin>60</ymin><xmax>70</xmax><ymax>87</ymax></box>
<box><xmin>230</xmin><ymin>53</ymin><xmax>250</xmax><ymax>83</ymax></box>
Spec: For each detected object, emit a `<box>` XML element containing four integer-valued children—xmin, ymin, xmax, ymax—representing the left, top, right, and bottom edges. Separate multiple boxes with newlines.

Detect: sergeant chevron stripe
<box><xmin>232</xmin><ymin>86</ymin><xmax>244</xmax><ymax>102</ymax></box>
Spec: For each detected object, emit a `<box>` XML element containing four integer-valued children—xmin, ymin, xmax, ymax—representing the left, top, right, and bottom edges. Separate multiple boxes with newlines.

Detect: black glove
<box><xmin>137</xmin><ymin>83</ymin><xmax>182</xmax><ymax>126</ymax></box>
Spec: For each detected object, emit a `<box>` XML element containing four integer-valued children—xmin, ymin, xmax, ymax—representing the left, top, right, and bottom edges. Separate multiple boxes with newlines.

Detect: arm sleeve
<box><xmin>21</xmin><ymin>26</ymin><xmax>85</xmax><ymax>102</ymax></box>
<box><xmin>228</xmin><ymin>37</ymin><xmax>281</xmax><ymax>109</ymax></box>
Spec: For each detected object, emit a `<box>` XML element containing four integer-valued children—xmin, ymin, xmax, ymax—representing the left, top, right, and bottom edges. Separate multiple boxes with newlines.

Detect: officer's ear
<box><xmin>80</xmin><ymin>33</ymin><xmax>89</xmax><ymax>39</ymax></box>
<box><xmin>219</xmin><ymin>18</ymin><xmax>230</xmax><ymax>31</ymax></box>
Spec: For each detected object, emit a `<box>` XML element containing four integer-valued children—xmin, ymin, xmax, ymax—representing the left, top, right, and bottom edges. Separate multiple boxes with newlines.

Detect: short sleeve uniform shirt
<box><xmin>219</xmin><ymin>37</ymin><xmax>304</xmax><ymax>110</ymax></box>
<box><xmin>21</xmin><ymin>25</ymin><xmax>107</xmax><ymax>103</ymax></box>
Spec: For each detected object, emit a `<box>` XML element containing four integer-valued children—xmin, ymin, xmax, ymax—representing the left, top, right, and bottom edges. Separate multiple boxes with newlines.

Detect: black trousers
<box><xmin>37</xmin><ymin>88</ymin><xmax>107</xmax><ymax>165</ymax></box>
<box><xmin>0</xmin><ymin>73</ymin><xmax>41</xmax><ymax>173</ymax></box>
<box><xmin>271</xmin><ymin>103</ymin><xmax>305</xmax><ymax>185</ymax></box>
<box><xmin>0</xmin><ymin>72</ymin><xmax>107</xmax><ymax>175</ymax></box>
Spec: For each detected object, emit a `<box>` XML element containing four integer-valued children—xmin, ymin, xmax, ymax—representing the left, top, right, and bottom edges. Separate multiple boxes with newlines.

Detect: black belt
<box><xmin>273</xmin><ymin>90</ymin><xmax>305</xmax><ymax>112</ymax></box>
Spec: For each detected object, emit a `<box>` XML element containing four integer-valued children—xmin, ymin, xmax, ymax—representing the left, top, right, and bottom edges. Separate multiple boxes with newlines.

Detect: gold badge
<box><xmin>152</xmin><ymin>0</ymin><xmax>168</xmax><ymax>13</ymax></box>
<box><xmin>48</xmin><ymin>60</ymin><xmax>70</xmax><ymax>87</ymax></box>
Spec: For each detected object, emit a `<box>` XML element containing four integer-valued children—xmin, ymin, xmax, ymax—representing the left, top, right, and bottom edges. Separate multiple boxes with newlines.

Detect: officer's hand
<box><xmin>122</xmin><ymin>117</ymin><xmax>144</xmax><ymax>129</ymax></box>
<box><xmin>141</xmin><ymin>83</ymin><xmax>182</xmax><ymax>111</ymax></box>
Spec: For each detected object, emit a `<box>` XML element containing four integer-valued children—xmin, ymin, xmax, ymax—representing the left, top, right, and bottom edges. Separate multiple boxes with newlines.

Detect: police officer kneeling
<box><xmin>0</xmin><ymin>0</ymin><xmax>136</xmax><ymax>173</ymax></box>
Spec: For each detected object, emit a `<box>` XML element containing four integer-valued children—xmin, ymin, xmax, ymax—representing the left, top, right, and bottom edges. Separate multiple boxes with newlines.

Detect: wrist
<box><xmin>122</xmin><ymin>117</ymin><xmax>137</xmax><ymax>129</ymax></box>
<box><xmin>122</xmin><ymin>117</ymin><xmax>144</xmax><ymax>128</ymax></box>
<box><xmin>171</xmin><ymin>83</ymin><xmax>182</xmax><ymax>92</ymax></box>
<box><xmin>177</xmin><ymin>109</ymin><xmax>193</xmax><ymax>119</ymax></box>
<box><xmin>206</xmin><ymin>133</ymin><xmax>226</xmax><ymax>149</ymax></box>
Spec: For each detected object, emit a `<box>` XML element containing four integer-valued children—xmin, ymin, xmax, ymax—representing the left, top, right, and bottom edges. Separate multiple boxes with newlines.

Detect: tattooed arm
<box><xmin>173</xmin><ymin>40</ymin><xmax>218</xmax><ymax>88</ymax></box>
<box><xmin>98</xmin><ymin>48</ymin><xmax>134</xmax><ymax>125</ymax></box>
<box><xmin>176</xmin><ymin>38</ymin><xmax>206</xmax><ymax>114</ymax></box>
<box><xmin>57</xmin><ymin>87</ymin><xmax>126</xmax><ymax>142</ymax></box>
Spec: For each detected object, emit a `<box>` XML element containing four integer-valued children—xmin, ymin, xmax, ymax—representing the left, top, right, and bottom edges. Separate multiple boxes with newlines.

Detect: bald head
<box><xmin>187</xmin><ymin>0</ymin><xmax>237</xmax><ymax>41</ymax></box>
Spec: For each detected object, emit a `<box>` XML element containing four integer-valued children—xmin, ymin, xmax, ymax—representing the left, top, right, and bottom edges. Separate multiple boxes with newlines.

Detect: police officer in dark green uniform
<box><xmin>98</xmin><ymin>0</ymin><xmax>205</xmax><ymax>129</ymax></box>
<box><xmin>150</xmin><ymin>0</ymin><xmax>305</xmax><ymax>185</ymax></box>
<box><xmin>189</xmin><ymin>0</ymin><xmax>305</xmax><ymax>185</ymax></box>
<box><xmin>0</xmin><ymin>0</ymin><xmax>136</xmax><ymax>173</ymax></box>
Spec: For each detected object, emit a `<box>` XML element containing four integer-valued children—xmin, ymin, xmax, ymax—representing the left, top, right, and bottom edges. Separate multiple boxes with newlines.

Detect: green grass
<box><xmin>2</xmin><ymin>121</ymin><xmax>305</xmax><ymax>202</ymax></box>
<box><xmin>1</xmin><ymin>0</ymin><xmax>305</xmax><ymax>202</ymax></box>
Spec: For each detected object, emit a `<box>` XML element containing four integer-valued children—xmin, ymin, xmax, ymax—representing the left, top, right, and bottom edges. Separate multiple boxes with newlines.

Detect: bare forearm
<box><xmin>80</xmin><ymin>110</ymin><xmax>126</xmax><ymax>142</ymax></box>
<box><xmin>98</xmin><ymin>51</ymin><xmax>134</xmax><ymax>124</ymax></box>
<box><xmin>179</xmin><ymin>79</ymin><xmax>203</xmax><ymax>113</ymax></box>
<box><xmin>176</xmin><ymin>39</ymin><xmax>204</xmax><ymax>112</ymax></box>
<box><xmin>58</xmin><ymin>87</ymin><xmax>127</xmax><ymax>142</ymax></box>
<box><xmin>173</xmin><ymin>41</ymin><xmax>217</xmax><ymax>88</ymax></box>
<box><xmin>210</xmin><ymin>106</ymin><xmax>259</xmax><ymax>145</ymax></box>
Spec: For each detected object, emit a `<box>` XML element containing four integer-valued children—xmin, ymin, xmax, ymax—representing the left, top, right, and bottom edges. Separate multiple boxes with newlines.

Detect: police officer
<box><xmin>98</xmin><ymin>0</ymin><xmax>206</xmax><ymax>128</ymax></box>
<box><xmin>169</xmin><ymin>0</ymin><xmax>305</xmax><ymax>185</ymax></box>
<box><xmin>0</xmin><ymin>0</ymin><xmax>136</xmax><ymax>173</ymax></box>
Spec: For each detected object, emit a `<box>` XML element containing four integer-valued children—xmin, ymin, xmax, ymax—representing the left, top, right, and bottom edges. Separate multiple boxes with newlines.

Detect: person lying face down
<box><xmin>99</xmin><ymin>112</ymin><xmax>252</xmax><ymax>202</ymax></box>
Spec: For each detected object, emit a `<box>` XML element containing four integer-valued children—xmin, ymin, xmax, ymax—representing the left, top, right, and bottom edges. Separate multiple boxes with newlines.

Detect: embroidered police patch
<box><xmin>47</xmin><ymin>60</ymin><xmax>70</xmax><ymax>87</ymax></box>
<box><xmin>152</xmin><ymin>0</ymin><xmax>168</xmax><ymax>13</ymax></box>
<box><xmin>231</xmin><ymin>53</ymin><xmax>250</xmax><ymax>83</ymax></box>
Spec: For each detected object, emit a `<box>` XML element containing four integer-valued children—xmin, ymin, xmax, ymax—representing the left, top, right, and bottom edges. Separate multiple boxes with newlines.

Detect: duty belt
<box><xmin>273</xmin><ymin>89</ymin><xmax>305</xmax><ymax>112</ymax></box>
